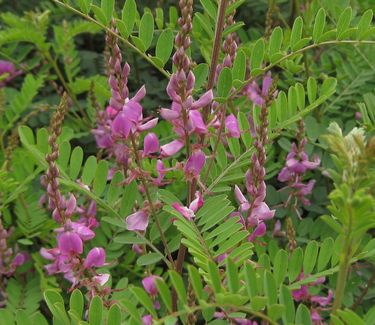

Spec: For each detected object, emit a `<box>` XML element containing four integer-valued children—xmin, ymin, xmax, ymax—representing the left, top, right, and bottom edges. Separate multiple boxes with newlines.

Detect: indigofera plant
<box><xmin>0</xmin><ymin>0</ymin><xmax>374</xmax><ymax>324</ymax></box>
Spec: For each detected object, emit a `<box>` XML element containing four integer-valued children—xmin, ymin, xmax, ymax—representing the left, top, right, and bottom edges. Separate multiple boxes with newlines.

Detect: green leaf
<box><xmin>155</xmin><ymin>7</ymin><xmax>164</xmax><ymax>29</ymax></box>
<box><xmin>130</xmin><ymin>287</ymin><xmax>157</xmax><ymax>317</ymax></box>
<box><xmin>280</xmin><ymin>285</ymin><xmax>295</xmax><ymax>324</ymax></box>
<box><xmin>268</xmin><ymin>304</ymin><xmax>285</xmax><ymax>321</ymax></box>
<box><xmin>136</xmin><ymin>253</ymin><xmax>162</xmax><ymax>266</ymax></box>
<box><xmin>81</xmin><ymin>156</ymin><xmax>97</xmax><ymax>185</ymax></box>
<box><xmin>122</xmin><ymin>0</ymin><xmax>137</xmax><ymax>37</ymax></box>
<box><xmin>200</xmin><ymin>0</ymin><xmax>217</xmax><ymax>21</ymax></box>
<box><xmin>139</xmin><ymin>12</ymin><xmax>154</xmax><ymax>51</ymax></box>
<box><xmin>217</xmin><ymin>67</ymin><xmax>232</xmax><ymax>97</ymax></box>
<box><xmin>188</xmin><ymin>265</ymin><xmax>203</xmax><ymax>299</ymax></box>
<box><xmin>227</xmin><ymin>258</ymin><xmax>239</xmax><ymax>293</ymax></box>
<box><xmin>320</xmin><ymin>78</ymin><xmax>337</xmax><ymax>97</ymax></box>
<box><xmin>264</xmin><ymin>271</ymin><xmax>277</xmax><ymax>305</ymax></box>
<box><xmin>313</xmin><ymin>8</ymin><xmax>326</xmax><ymax>43</ymax></box>
<box><xmin>307</xmin><ymin>77</ymin><xmax>317</xmax><ymax>104</ymax></box>
<box><xmin>290</xmin><ymin>17</ymin><xmax>303</xmax><ymax>51</ymax></box>
<box><xmin>156</xmin><ymin>278</ymin><xmax>173</xmax><ymax>312</ymax></box>
<box><xmin>250</xmin><ymin>39</ymin><xmax>265</xmax><ymax>71</ymax></box>
<box><xmin>101</xmin><ymin>0</ymin><xmax>114</xmax><ymax>21</ymax></box>
<box><xmin>269</xmin><ymin>27</ymin><xmax>283</xmax><ymax>56</ymax></box>
<box><xmin>317</xmin><ymin>237</ymin><xmax>334</xmax><ymax>271</ymax></box>
<box><xmin>288</xmin><ymin>247</ymin><xmax>303</xmax><ymax>282</ymax></box>
<box><xmin>107</xmin><ymin>304</ymin><xmax>121</xmax><ymax>325</ymax></box>
<box><xmin>89</xmin><ymin>296</ymin><xmax>103</xmax><ymax>325</ymax></box>
<box><xmin>91</xmin><ymin>5</ymin><xmax>107</xmax><ymax>25</ymax></box>
<box><xmin>156</xmin><ymin>29</ymin><xmax>174</xmax><ymax>65</ymax></box>
<box><xmin>16</xmin><ymin>310</ymin><xmax>32</xmax><ymax>325</ymax></box>
<box><xmin>208</xmin><ymin>261</ymin><xmax>222</xmax><ymax>294</ymax></box>
<box><xmin>303</xmin><ymin>241</ymin><xmax>319</xmax><ymax>274</ymax></box>
<box><xmin>69</xmin><ymin>146</ymin><xmax>84</xmax><ymax>180</ymax></box>
<box><xmin>273</xmin><ymin>249</ymin><xmax>288</xmax><ymax>285</ymax></box>
<box><xmin>169</xmin><ymin>271</ymin><xmax>187</xmax><ymax>304</ymax></box>
<box><xmin>337</xmin><ymin>7</ymin><xmax>352</xmax><ymax>39</ymax></box>
<box><xmin>357</xmin><ymin>9</ymin><xmax>373</xmax><ymax>40</ymax></box>
<box><xmin>193</xmin><ymin>63</ymin><xmax>209</xmax><ymax>89</ymax></box>
<box><xmin>69</xmin><ymin>289</ymin><xmax>84</xmax><ymax>319</ymax></box>
<box><xmin>77</xmin><ymin>0</ymin><xmax>91</xmax><ymax>14</ymax></box>
<box><xmin>93</xmin><ymin>160</ymin><xmax>108</xmax><ymax>196</ymax></box>
<box><xmin>232</xmin><ymin>49</ymin><xmax>246</xmax><ymax>81</ymax></box>
<box><xmin>295</xmin><ymin>304</ymin><xmax>312</xmax><ymax>325</ymax></box>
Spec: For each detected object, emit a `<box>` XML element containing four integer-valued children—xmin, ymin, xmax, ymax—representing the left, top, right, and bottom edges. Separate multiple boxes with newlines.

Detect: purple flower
<box><xmin>142</xmin><ymin>315</ymin><xmax>153</xmax><ymax>325</ymax></box>
<box><xmin>112</xmin><ymin>111</ymin><xmax>131</xmax><ymax>138</ymax></box>
<box><xmin>143</xmin><ymin>133</ymin><xmax>159</xmax><ymax>156</ymax></box>
<box><xmin>225</xmin><ymin>114</ymin><xmax>241</xmax><ymax>138</ymax></box>
<box><xmin>126</xmin><ymin>210</ymin><xmax>149</xmax><ymax>231</ymax></box>
<box><xmin>184</xmin><ymin>149</ymin><xmax>206</xmax><ymax>179</ymax></box>
<box><xmin>0</xmin><ymin>60</ymin><xmax>22</xmax><ymax>87</ymax></box>
<box><xmin>142</xmin><ymin>275</ymin><xmax>162</xmax><ymax>296</ymax></box>
<box><xmin>160</xmin><ymin>140</ymin><xmax>184</xmax><ymax>157</ymax></box>
<box><xmin>84</xmin><ymin>247</ymin><xmax>106</xmax><ymax>268</ymax></box>
<box><xmin>58</xmin><ymin>232</ymin><xmax>83</xmax><ymax>255</ymax></box>
<box><xmin>189</xmin><ymin>110</ymin><xmax>207</xmax><ymax>134</ymax></box>
<box><xmin>248</xmin><ymin>222</ymin><xmax>267</xmax><ymax>242</ymax></box>
<box><xmin>172</xmin><ymin>192</ymin><xmax>203</xmax><ymax>220</ymax></box>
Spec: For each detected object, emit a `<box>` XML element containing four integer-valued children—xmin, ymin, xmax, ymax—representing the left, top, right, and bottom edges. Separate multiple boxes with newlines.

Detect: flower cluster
<box><xmin>41</xmin><ymin>95</ymin><xmax>108</xmax><ymax>295</ymax></box>
<box><xmin>278</xmin><ymin>120</ymin><xmax>320</xmax><ymax>209</ymax></box>
<box><xmin>0</xmin><ymin>60</ymin><xmax>22</xmax><ymax>87</ymax></box>
<box><xmin>292</xmin><ymin>273</ymin><xmax>333</xmax><ymax>324</ymax></box>
<box><xmin>0</xmin><ymin>219</ymin><xmax>27</xmax><ymax>278</ymax></box>
<box><xmin>234</xmin><ymin>75</ymin><xmax>275</xmax><ymax>241</ymax></box>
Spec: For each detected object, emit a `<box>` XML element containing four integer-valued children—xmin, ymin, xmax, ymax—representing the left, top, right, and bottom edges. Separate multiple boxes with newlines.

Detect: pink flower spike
<box><xmin>261</xmin><ymin>72</ymin><xmax>273</xmax><ymax>97</ymax></box>
<box><xmin>184</xmin><ymin>150</ymin><xmax>206</xmax><ymax>178</ymax></box>
<box><xmin>126</xmin><ymin>211</ymin><xmax>149</xmax><ymax>231</ymax></box>
<box><xmin>112</xmin><ymin>111</ymin><xmax>131</xmax><ymax>138</ymax></box>
<box><xmin>58</xmin><ymin>232</ymin><xmax>83</xmax><ymax>255</ymax></box>
<box><xmin>172</xmin><ymin>203</ymin><xmax>195</xmax><ymax>220</ymax></box>
<box><xmin>143</xmin><ymin>133</ymin><xmax>159</xmax><ymax>156</ymax></box>
<box><xmin>225</xmin><ymin>114</ymin><xmax>241</xmax><ymax>138</ymax></box>
<box><xmin>189</xmin><ymin>110</ymin><xmax>207</xmax><ymax>134</ymax></box>
<box><xmin>142</xmin><ymin>275</ymin><xmax>162</xmax><ymax>296</ymax></box>
<box><xmin>11</xmin><ymin>253</ymin><xmax>26</xmax><ymax>267</ymax></box>
<box><xmin>191</xmin><ymin>90</ymin><xmax>214</xmax><ymax>110</ymax></box>
<box><xmin>84</xmin><ymin>247</ymin><xmax>106</xmax><ymax>268</ymax></box>
<box><xmin>160</xmin><ymin>140</ymin><xmax>184</xmax><ymax>157</ymax></box>
<box><xmin>138</xmin><ymin>118</ymin><xmax>159</xmax><ymax>131</ymax></box>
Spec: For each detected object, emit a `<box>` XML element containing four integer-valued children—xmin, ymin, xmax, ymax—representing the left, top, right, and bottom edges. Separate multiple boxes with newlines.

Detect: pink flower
<box><xmin>184</xmin><ymin>150</ymin><xmax>206</xmax><ymax>178</ymax></box>
<box><xmin>142</xmin><ymin>275</ymin><xmax>162</xmax><ymax>296</ymax></box>
<box><xmin>112</xmin><ymin>111</ymin><xmax>131</xmax><ymax>138</ymax></box>
<box><xmin>191</xmin><ymin>90</ymin><xmax>214</xmax><ymax>110</ymax></box>
<box><xmin>84</xmin><ymin>247</ymin><xmax>106</xmax><ymax>268</ymax></box>
<box><xmin>248</xmin><ymin>222</ymin><xmax>267</xmax><ymax>242</ymax></box>
<box><xmin>311</xmin><ymin>289</ymin><xmax>333</xmax><ymax>307</ymax></box>
<box><xmin>142</xmin><ymin>315</ymin><xmax>153</xmax><ymax>325</ymax></box>
<box><xmin>58</xmin><ymin>232</ymin><xmax>83</xmax><ymax>255</ymax></box>
<box><xmin>126</xmin><ymin>210</ymin><xmax>149</xmax><ymax>231</ymax></box>
<box><xmin>65</xmin><ymin>194</ymin><xmax>77</xmax><ymax>217</ymax></box>
<box><xmin>0</xmin><ymin>60</ymin><xmax>22</xmax><ymax>87</ymax></box>
<box><xmin>138</xmin><ymin>118</ymin><xmax>159</xmax><ymax>132</ymax></box>
<box><xmin>172</xmin><ymin>192</ymin><xmax>204</xmax><ymax>220</ymax></box>
<box><xmin>93</xmin><ymin>273</ymin><xmax>110</xmax><ymax>286</ymax></box>
<box><xmin>189</xmin><ymin>110</ymin><xmax>207</xmax><ymax>134</ymax></box>
<box><xmin>234</xmin><ymin>185</ymin><xmax>250</xmax><ymax>212</ymax></box>
<box><xmin>225</xmin><ymin>114</ymin><xmax>241</xmax><ymax>138</ymax></box>
<box><xmin>143</xmin><ymin>133</ymin><xmax>159</xmax><ymax>156</ymax></box>
<box><xmin>160</xmin><ymin>140</ymin><xmax>184</xmax><ymax>157</ymax></box>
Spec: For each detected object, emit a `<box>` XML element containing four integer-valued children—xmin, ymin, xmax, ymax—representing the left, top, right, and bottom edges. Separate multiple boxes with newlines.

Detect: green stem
<box><xmin>331</xmin><ymin>206</ymin><xmax>353</xmax><ymax>319</ymax></box>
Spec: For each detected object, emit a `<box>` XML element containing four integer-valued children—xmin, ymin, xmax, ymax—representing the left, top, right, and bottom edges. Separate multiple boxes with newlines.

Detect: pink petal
<box><xmin>160</xmin><ymin>140</ymin><xmax>184</xmax><ymax>157</ymax></box>
<box><xmin>126</xmin><ymin>211</ymin><xmax>149</xmax><ymax>231</ymax></box>
<box><xmin>84</xmin><ymin>247</ymin><xmax>106</xmax><ymax>268</ymax></box>
<box><xmin>143</xmin><ymin>133</ymin><xmax>159</xmax><ymax>156</ymax></box>
<box><xmin>225</xmin><ymin>114</ymin><xmax>241</xmax><ymax>138</ymax></box>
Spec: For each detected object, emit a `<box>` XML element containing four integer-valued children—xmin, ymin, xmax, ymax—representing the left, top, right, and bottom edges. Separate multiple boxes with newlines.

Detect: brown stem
<box><xmin>351</xmin><ymin>268</ymin><xmax>375</xmax><ymax>310</ymax></box>
<box><xmin>129</xmin><ymin>133</ymin><xmax>175</xmax><ymax>267</ymax></box>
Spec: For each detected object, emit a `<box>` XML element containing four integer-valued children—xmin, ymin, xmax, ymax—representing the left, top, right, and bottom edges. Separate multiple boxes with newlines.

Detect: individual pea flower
<box><xmin>126</xmin><ymin>210</ymin><xmax>149</xmax><ymax>232</ymax></box>
<box><xmin>0</xmin><ymin>60</ymin><xmax>22</xmax><ymax>87</ymax></box>
<box><xmin>172</xmin><ymin>191</ymin><xmax>204</xmax><ymax>220</ymax></box>
<box><xmin>225</xmin><ymin>114</ymin><xmax>241</xmax><ymax>138</ymax></box>
<box><xmin>142</xmin><ymin>315</ymin><xmax>153</xmax><ymax>325</ymax></box>
<box><xmin>244</xmin><ymin>72</ymin><xmax>273</xmax><ymax>107</ymax></box>
<box><xmin>143</xmin><ymin>133</ymin><xmax>159</xmax><ymax>157</ymax></box>
<box><xmin>142</xmin><ymin>275</ymin><xmax>162</xmax><ymax>309</ymax></box>
<box><xmin>160</xmin><ymin>139</ymin><xmax>185</xmax><ymax>157</ymax></box>
<box><xmin>84</xmin><ymin>247</ymin><xmax>106</xmax><ymax>268</ymax></box>
<box><xmin>184</xmin><ymin>149</ymin><xmax>206</xmax><ymax>180</ymax></box>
